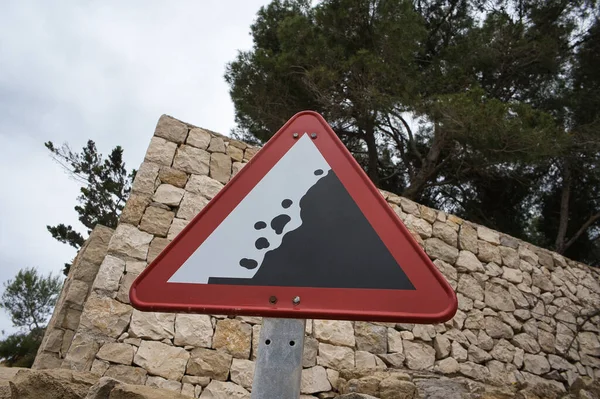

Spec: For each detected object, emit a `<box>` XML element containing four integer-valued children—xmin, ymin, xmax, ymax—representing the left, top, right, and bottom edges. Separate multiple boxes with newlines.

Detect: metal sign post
<box><xmin>251</xmin><ymin>318</ymin><xmax>306</xmax><ymax>399</ymax></box>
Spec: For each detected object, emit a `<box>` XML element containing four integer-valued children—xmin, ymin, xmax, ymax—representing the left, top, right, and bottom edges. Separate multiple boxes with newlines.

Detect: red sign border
<box><xmin>130</xmin><ymin>111</ymin><xmax>457</xmax><ymax>323</ymax></box>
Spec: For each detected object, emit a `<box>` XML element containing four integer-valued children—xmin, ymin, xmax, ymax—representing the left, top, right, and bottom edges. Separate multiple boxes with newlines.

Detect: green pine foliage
<box><xmin>226</xmin><ymin>0</ymin><xmax>600</xmax><ymax>264</ymax></box>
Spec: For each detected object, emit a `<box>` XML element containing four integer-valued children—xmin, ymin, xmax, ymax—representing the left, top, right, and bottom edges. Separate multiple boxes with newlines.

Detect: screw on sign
<box><xmin>130</xmin><ymin>111</ymin><xmax>457</xmax><ymax>399</ymax></box>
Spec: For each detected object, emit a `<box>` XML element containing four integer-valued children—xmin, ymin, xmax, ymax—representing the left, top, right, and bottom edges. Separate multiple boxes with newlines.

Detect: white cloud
<box><xmin>0</xmin><ymin>0</ymin><xmax>270</xmax><ymax>334</ymax></box>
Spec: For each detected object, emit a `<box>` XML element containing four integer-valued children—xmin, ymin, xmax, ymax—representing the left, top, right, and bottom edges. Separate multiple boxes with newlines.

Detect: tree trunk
<box><xmin>403</xmin><ymin>127</ymin><xmax>446</xmax><ymax>200</ymax></box>
<box><xmin>555</xmin><ymin>160</ymin><xmax>571</xmax><ymax>253</ymax></box>
<box><xmin>363</xmin><ymin>127</ymin><xmax>380</xmax><ymax>187</ymax></box>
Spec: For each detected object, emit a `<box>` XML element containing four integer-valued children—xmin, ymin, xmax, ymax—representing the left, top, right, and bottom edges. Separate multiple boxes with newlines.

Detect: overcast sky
<box><xmin>0</xmin><ymin>1</ymin><xmax>271</xmax><ymax>335</ymax></box>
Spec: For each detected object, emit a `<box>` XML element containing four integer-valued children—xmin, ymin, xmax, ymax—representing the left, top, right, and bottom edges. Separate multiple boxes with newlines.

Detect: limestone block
<box><xmin>484</xmin><ymin>283</ymin><xmax>515</xmax><ymax>312</ymax></box>
<box><xmin>523</xmin><ymin>353</ymin><xmax>550</xmax><ymax>375</ymax></box>
<box><xmin>159</xmin><ymin>166</ymin><xmax>188</xmax><ymax>188</ymax></box>
<box><xmin>132</xmin><ymin>162</ymin><xmax>160</xmax><ymax>195</ymax></box>
<box><xmin>61</xmin><ymin>308</ymin><xmax>83</xmax><ymax>330</ymax></box>
<box><xmin>200</xmin><ymin>381</ymin><xmax>250</xmax><ymax>399</ymax></box>
<box><xmin>145</xmin><ymin>136</ymin><xmax>177</xmax><ymax>166</ymax></box>
<box><xmin>182</xmin><ymin>375</ymin><xmax>211</xmax><ymax>386</ymax></box>
<box><xmin>187</xmin><ymin>128</ymin><xmax>212</xmax><ymax>149</ymax></box>
<box><xmin>477</xmin><ymin>226</ymin><xmax>500</xmax><ymax>244</ymax></box>
<box><xmin>355</xmin><ymin>322</ymin><xmax>387</xmax><ymax>353</ymax></box>
<box><xmin>210</xmin><ymin>152</ymin><xmax>232</xmax><ymax>184</ymax></box>
<box><xmin>459</xmin><ymin>361</ymin><xmax>490</xmax><ymax>382</ymax></box>
<box><xmin>139</xmin><ymin>206</ymin><xmax>175</xmax><ymax>237</ymax></box>
<box><xmin>485</xmin><ymin>261</ymin><xmax>503</xmax><ymax>277</ymax></box>
<box><xmin>413</xmin><ymin>324</ymin><xmax>436</xmax><ymax>341</ymax></box>
<box><xmin>457</xmin><ymin>274</ymin><xmax>484</xmax><ymax>301</ymax></box>
<box><xmin>155</xmin><ymin>114</ymin><xmax>189</xmax><ymax>143</ymax></box>
<box><xmin>227</xmin><ymin>145</ymin><xmax>244</xmax><ymax>162</ymax></box>
<box><xmin>232</xmin><ymin>162</ymin><xmax>245</xmax><ymax>177</ymax></box>
<box><xmin>477</xmin><ymin>331</ymin><xmax>494</xmax><ymax>351</ymax></box>
<box><xmin>174</xmin><ymin>314</ymin><xmax>213</xmax><ymax>348</ymax></box>
<box><xmin>354</xmin><ymin>351</ymin><xmax>380</xmax><ymax>369</ymax></box>
<box><xmin>301</xmin><ymin>366</ymin><xmax>332</xmax><ymax>394</ymax></box>
<box><xmin>451</xmin><ymin>340</ymin><xmax>467</xmax><ymax>362</ymax></box>
<box><xmin>208</xmin><ymin>136</ymin><xmax>226</xmax><ymax>153</ymax></box>
<box><xmin>93</xmin><ymin>255</ymin><xmax>124</xmax><ymax>292</ymax></box>
<box><xmin>145</xmin><ymin>376</ymin><xmax>182</xmax><ymax>393</ymax></box>
<box><xmin>177</xmin><ymin>192</ymin><xmax>209</xmax><ymax>220</ymax></box>
<box><xmin>65</xmin><ymin>279</ymin><xmax>90</xmax><ymax>307</ymax></box>
<box><xmin>433</xmin><ymin>335</ymin><xmax>451</xmax><ymax>359</ymax></box>
<box><xmin>173</xmin><ymin>145</ymin><xmax>210</xmax><ymax>175</ymax></box>
<box><xmin>433</xmin><ymin>259</ymin><xmax>457</xmax><ymax>283</ymax></box>
<box><xmin>455</xmin><ymin>250</ymin><xmax>484</xmax><ymax>273</ymax></box>
<box><xmin>467</xmin><ymin>344</ymin><xmax>491</xmax><ymax>364</ymax></box>
<box><xmin>433</xmin><ymin>221</ymin><xmax>458</xmax><ymax>246</ymax></box>
<box><xmin>403</xmin><ymin>340</ymin><xmax>435</xmax><ymax>370</ymax></box>
<box><xmin>104</xmin><ymin>365</ymin><xmax>148</xmax><ymax>385</ymax></box>
<box><xmin>537</xmin><ymin>329</ymin><xmax>555</xmax><ymax>354</ymax></box>
<box><xmin>116</xmin><ymin>272</ymin><xmax>138</xmax><ymax>304</ymax></box>
<box><xmin>153</xmin><ymin>184</ymin><xmax>185</xmax><ymax>206</ymax></box>
<box><xmin>147</xmin><ymin>237</ymin><xmax>170</xmax><ymax>263</ymax></box>
<box><xmin>404</xmin><ymin>214</ymin><xmax>432</xmax><ymax>239</ymax></box>
<box><xmin>512</xmin><ymin>333</ymin><xmax>541</xmax><ymax>354</ymax></box>
<box><xmin>42</xmin><ymin>328</ymin><xmax>64</xmax><ymax>353</ymax></box>
<box><xmin>434</xmin><ymin>357</ymin><xmax>460</xmax><ymax>374</ymax></box>
<box><xmin>168</xmin><ymin>218</ymin><xmax>190</xmax><ymax>240</ymax></box>
<box><xmin>212</xmin><ymin>318</ymin><xmax>252</xmax><ymax>359</ymax></box>
<box><xmin>90</xmin><ymin>359</ymin><xmax>110</xmax><ymax>375</ymax></box>
<box><xmin>119</xmin><ymin>193</ymin><xmax>151</xmax><ymax>227</ymax></box>
<box><xmin>377</xmin><ymin>353</ymin><xmax>405</xmax><ymax>368</ymax></box>
<box><xmin>500</xmin><ymin>247</ymin><xmax>520</xmax><ymax>268</ymax></box>
<box><xmin>458</xmin><ymin>224</ymin><xmax>478</xmax><ymax>253</ymax></box>
<box><xmin>313</xmin><ymin>320</ymin><xmax>355</xmax><ymax>348</ymax></box>
<box><xmin>518</xmin><ymin>245</ymin><xmax>539</xmax><ymax>265</ymax></box>
<box><xmin>79</xmin><ymin>294</ymin><xmax>132</xmax><ymax>338</ymax></box>
<box><xmin>186</xmin><ymin>174</ymin><xmax>224</xmax><ymax>199</ymax></box>
<box><xmin>133</xmin><ymin>340</ymin><xmax>189</xmax><ymax>381</ymax></box>
<box><xmin>387</xmin><ymin>328</ymin><xmax>403</xmax><ymax>353</ymax></box>
<box><xmin>509</xmin><ymin>285</ymin><xmax>529</xmax><ymax>308</ymax></box>
<box><xmin>502</xmin><ymin>267</ymin><xmax>523</xmax><ymax>283</ymax></box>
<box><xmin>424</xmin><ymin>238</ymin><xmax>459</xmax><ymax>264</ymax></box>
<box><xmin>187</xmin><ymin>348</ymin><xmax>233</xmax><ymax>381</ymax></box>
<box><xmin>243</xmin><ymin>147</ymin><xmax>259</xmax><ymax>162</ymax></box>
<box><xmin>477</xmin><ymin>241</ymin><xmax>501</xmax><ymax>264</ymax></box>
<box><xmin>129</xmin><ymin>310</ymin><xmax>175</xmax><ymax>340</ymax></box>
<box><xmin>484</xmin><ymin>317</ymin><xmax>513</xmax><ymax>339</ymax></box>
<box><xmin>230</xmin><ymin>359</ymin><xmax>255</xmax><ymax>389</ymax></box>
<box><xmin>62</xmin><ymin>332</ymin><xmax>100</xmax><ymax>371</ymax></box>
<box><xmin>578</xmin><ymin>332</ymin><xmax>600</xmax><ymax>356</ymax></box>
<box><xmin>251</xmin><ymin>324</ymin><xmax>261</xmax><ymax>361</ymax></box>
<box><xmin>379</xmin><ymin>376</ymin><xmax>417</xmax><ymax>399</ymax></box>
<box><xmin>317</xmin><ymin>342</ymin><xmax>355</xmax><ymax>369</ymax></box>
<box><xmin>532</xmin><ymin>272</ymin><xmax>554</xmax><ymax>292</ymax></box>
<box><xmin>548</xmin><ymin>354</ymin><xmax>573</xmax><ymax>371</ymax></box>
<box><xmin>464</xmin><ymin>310</ymin><xmax>484</xmax><ymax>330</ymax></box>
<box><xmin>303</xmin><ymin>337</ymin><xmax>319</xmax><ymax>368</ymax></box>
<box><xmin>96</xmin><ymin>343</ymin><xmax>135</xmax><ymax>365</ymax></box>
<box><xmin>108</xmin><ymin>224</ymin><xmax>153</xmax><ymax>260</ymax></box>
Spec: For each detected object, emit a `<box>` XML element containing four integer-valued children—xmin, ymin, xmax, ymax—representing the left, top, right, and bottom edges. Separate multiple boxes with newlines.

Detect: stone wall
<box><xmin>34</xmin><ymin>114</ymin><xmax>600</xmax><ymax>398</ymax></box>
<box><xmin>33</xmin><ymin>225</ymin><xmax>114</xmax><ymax>369</ymax></box>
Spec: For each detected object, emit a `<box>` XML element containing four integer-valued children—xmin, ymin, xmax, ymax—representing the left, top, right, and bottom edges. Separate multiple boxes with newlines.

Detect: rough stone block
<box><xmin>153</xmin><ymin>184</ymin><xmax>185</xmax><ymax>207</ymax></box>
<box><xmin>104</xmin><ymin>364</ymin><xmax>148</xmax><ymax>385</ymax></box>
<box><xmin>210</xmin><ymin>152</ymin><xmax>232</xmax><ymax>184</ymax></box>
<box><xmin>119</xmin><ymin>193</ymin><xmax>152</xmax><ymax>226</ymax></box>
<box><xmin>173</xmin><ymin>145</ymin><xmax>210</xmax><ymax>175</ymax></box>
<box><xmin>174</xmin><ymin>313</ymin><xmax>213</xmax><ymax>348</ymax></box>
<box><xmin>139</xmin><ymin>206</ymin><xmax>175</xmax><ymax>237</ymax></box>
<box><xmin>212</xmin><ymin>318</ymin><xmax>252</xmax><ymax>359</ymax></box>
<box><xmin>93</xmin><ymin>255</ymin><xmax>124</xmax><ymax>292</ymax></box>
<box><xmin>131</xmin><ymin>162</ymin><xmax>160</xmax><ymax>195</ymax></box>
<box><xmin>187</xmin><ymin>127</ymin><xmax>212</xmax><ymax>149</ymax></box>
<box><xmin>133</xmin><ymin>340</ymin><xmax>189</xmax><ymax>381</ymax></box>
<box><xmin>96</xmin><ymin>342</ymin><xmax>135</xmax><ymax>365</ymax></box>
<box><xmin>155</xmin><ymin>115</ymin><xmax>189</xmax><ymax>143</ymax></box>
<box><xmin>159</xmin><ymin>166</ymin><xmax>188</xmax><ymax>188</ymax></box>
<box><xmin>129</xmin><ymin>309</ymin><xmax>175</xmax><ymax>340</ymax></box>
<box><xmin>145</xmin><ymin>136</ymin><xmax>177</xmax><ymax>166</ymax></box>
<box><xmin>186</xmin><ymin>174</ymin><xmax>224</xmax><ymax>199</ymax></box>
<box><xmin>177</xmin><ymin>192</ymin><xmax>209</xmax><ymax>220</ymax></box>
<box><xmin>108</xmin><ymin>224</ymin><xmax>153</xmax><ymax>260</ymax></box>
<box><xmin>187</xmin><ymin>348</ymin><xmax>233</xmax><ymax>381</ymax></box>
<box><xmin>313</xmin><ymin>320</ymin><xmax>355</xmax><ymax>348</ymax></box>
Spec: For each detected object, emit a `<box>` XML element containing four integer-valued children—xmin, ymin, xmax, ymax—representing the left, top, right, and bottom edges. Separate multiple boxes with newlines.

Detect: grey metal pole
<box><xmin>251</xmin><ymin>318</ymin><xmax>306</xmax><ymax>399</ymax></box>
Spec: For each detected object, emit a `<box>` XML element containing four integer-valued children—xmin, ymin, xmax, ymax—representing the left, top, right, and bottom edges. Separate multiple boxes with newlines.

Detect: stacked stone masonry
<box><xmin>34</xmin><ymin>114</ymin><xmax>600</xmax><ymax>398</ymax></box>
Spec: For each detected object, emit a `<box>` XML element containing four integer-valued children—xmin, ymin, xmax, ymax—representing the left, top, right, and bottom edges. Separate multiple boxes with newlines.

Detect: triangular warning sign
<box><xmin>131</xmin><ymin>111</ymin><xmax>457</xmax><ymax>323</ymax></box>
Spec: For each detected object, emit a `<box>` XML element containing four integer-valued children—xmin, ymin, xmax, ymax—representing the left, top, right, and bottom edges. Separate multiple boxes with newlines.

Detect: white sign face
<box><xmin>168</xmin><ymin>134</ymin><xmax>331</xmax><ymax>284</ymax></box>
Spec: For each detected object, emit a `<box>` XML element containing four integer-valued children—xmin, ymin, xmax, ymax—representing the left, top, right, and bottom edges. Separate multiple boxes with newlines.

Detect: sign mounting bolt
<box><xmin>269</xmin><ymin>296</ymin><xmax>278</xmax><ymax>304</ymax></box>
<box><xmin>310</xmin><ymin>133</ymin><xmax>317</xmax><ymax>139</ymax></box>
<box><xmin>292</xmin><ymin>132</ymin><xmax>299</xmax><ymax>138</ymax></box>
<box><xmin>292</xmin><ymin>296</ymin><xmax>301</xmax><ymax>305</ymax></box>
